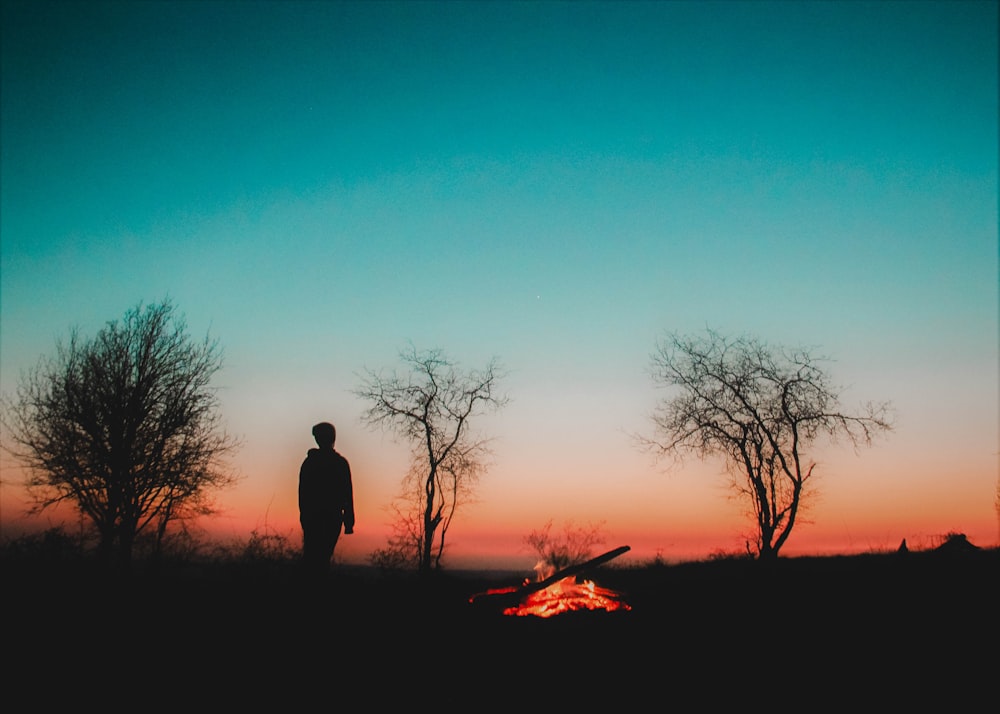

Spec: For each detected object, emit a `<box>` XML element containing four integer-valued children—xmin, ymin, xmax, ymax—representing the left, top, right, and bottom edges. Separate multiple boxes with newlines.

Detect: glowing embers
<box><xmin>501</xmin><ymin>576</ymin><xmax>631</xmax><ymax>618</ymax></box>
<box><xmin>469</xmin><ymin>545</ymin><xmax>633</xmax><ymax>618</ymax></box>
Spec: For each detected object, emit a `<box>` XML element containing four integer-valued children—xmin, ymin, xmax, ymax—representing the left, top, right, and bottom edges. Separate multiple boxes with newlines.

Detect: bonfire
<box><xmin>470</xmin><ymin>545</ymin><xmax>633</xmax><ymax>618</ymax></box>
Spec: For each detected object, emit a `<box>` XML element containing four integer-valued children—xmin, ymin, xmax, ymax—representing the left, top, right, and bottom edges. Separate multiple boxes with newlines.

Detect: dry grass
<box><xmin>3</xmin><ymin>535</ymin><xmax>996</xmax><ymax>707</ymax></box>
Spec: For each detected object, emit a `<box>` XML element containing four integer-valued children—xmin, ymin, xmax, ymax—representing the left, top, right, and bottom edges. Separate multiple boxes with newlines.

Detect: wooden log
<box><xmin>470</xmin><ymin>545</ymin><xmax>631</xmax><ymax>606</ymax></box>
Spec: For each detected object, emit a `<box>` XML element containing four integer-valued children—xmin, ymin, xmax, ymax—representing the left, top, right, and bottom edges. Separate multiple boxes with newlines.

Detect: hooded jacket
<box><xmin>298</xmin><ymin>447</ymin><xmax>355</xmax><ymax>530</ymax></box>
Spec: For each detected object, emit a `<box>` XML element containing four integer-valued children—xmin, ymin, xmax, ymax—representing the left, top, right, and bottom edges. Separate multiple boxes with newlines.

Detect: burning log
<box><xmin>469</xmin><ymin>545</ymin><xmax>631</xmax><ymax>610</ymax></box>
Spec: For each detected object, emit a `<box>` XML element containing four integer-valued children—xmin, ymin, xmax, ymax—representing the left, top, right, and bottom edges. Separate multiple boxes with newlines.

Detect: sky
<box><xmin>1</xmin><ymin>0</ymin><xmax>997</xmax><ymax>570</ymax></box>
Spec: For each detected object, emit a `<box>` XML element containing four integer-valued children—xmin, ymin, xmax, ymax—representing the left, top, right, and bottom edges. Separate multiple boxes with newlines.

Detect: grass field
<box><xmin>3</xmin><ymin>542</ymin><xmax>996</xmax><ymax>708</ymax></box>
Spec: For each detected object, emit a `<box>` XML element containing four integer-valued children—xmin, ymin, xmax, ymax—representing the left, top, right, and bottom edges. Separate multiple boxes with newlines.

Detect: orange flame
<box><xmin>501</xmin><ymin>576</ymin><xmax>631</xmax><ymax>618</ymax></box>
<box><xmin>470</xmin><ymin>549</ymin><xmax>634</xmax><ymax>618</ymax></box>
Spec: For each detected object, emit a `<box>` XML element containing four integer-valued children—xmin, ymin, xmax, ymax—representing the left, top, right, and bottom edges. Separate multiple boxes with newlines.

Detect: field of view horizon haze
<box><xmin>1</xmin><ymin>1</ymin><xmax>997</xmax><ymax>572</ymax></box>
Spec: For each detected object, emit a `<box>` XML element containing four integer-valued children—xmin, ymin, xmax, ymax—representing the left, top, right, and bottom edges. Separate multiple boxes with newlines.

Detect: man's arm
<box><xmin>298</xmin><ymin>461</ymin><xmax>309</xmax><ymax>526</ymax></box>
<box><xmin>342</xmin><ymin>458</ymin><xmax>355</xmax><ymax>534</ymax></box>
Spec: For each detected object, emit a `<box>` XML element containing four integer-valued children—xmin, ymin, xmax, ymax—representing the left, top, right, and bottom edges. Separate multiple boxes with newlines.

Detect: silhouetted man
<box><xmin>298</xmin><ymin>421</ymin><xmax>355</xmax><ymax>577</ymax></box>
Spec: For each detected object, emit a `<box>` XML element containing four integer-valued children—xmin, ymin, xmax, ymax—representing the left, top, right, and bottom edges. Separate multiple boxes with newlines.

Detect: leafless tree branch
<box><xmin>641</xmin><ymin>329</ymin><xmax>893</xmax><ymax>560</ymax></box>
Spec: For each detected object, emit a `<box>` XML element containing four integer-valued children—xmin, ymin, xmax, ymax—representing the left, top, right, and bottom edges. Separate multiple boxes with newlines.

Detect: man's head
<box><xmin>312</xmin><ymin>421</ymin><xmax>336</xmax><ymax>448</ymax></box>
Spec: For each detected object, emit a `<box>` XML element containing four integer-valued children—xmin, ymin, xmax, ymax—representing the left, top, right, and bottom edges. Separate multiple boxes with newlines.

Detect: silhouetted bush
<box><xmin>370</xmin><ymin>544</ymin><xmax>417</xmax><ymax>573</ymax></box>
<box><xmin>240</xmin><ymin>528</ymin><xmax>297</xmax><ymax>563</ymax></box>
<box><xmin>0</xmin><ymin>525</ymin><xmax>88</xmax><ymax>562</ymax></box>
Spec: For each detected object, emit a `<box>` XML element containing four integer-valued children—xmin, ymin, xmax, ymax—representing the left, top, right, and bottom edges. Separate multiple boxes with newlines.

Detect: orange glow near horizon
<box><xmin>2</xmin><ymin>497</ymin><xmax>996</xmax><ymax>569</ymax></box>
<box><xmin>2</xmin><ymin>443</ymin><xmax>997</xmax><ymax>570</ymax></box>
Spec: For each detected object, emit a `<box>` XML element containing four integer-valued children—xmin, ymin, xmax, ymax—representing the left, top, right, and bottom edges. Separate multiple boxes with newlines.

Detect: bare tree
<box><xmin>355</xmin><ymin>345</ymin><xmax>507</xmax><ymax>572</ymax></box>
<box><xmin>1</xmin><ymin>300</ymin><xmax>241</xmax><ymax>568</ymax></box>
<box><xmin>642</xmin><ymin>329</ymin><xmax>893</xmax><ymax>561</ymax></box>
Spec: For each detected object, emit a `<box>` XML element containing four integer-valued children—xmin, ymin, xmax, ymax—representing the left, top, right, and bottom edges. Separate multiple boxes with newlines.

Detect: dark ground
<box><xmin>3</xmin><ymin>546</ymin><xmax>997</xmax><ymax>708</ymax></box>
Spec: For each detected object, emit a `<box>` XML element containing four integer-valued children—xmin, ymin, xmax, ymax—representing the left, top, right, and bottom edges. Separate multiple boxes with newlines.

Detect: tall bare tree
<box><xmin>643</xmin><ymin>329</ymin><xmax>893</xmax><ymax>561</ymax></box>
<box><xmin>355</xmin><ymin>345</ymin><xmax>507</xmax><ymax>572</ymax></box>
<box><xmin>1</xmin><ymin>300</ymin><xmax>241</xmax><ymax>567</ymax></box>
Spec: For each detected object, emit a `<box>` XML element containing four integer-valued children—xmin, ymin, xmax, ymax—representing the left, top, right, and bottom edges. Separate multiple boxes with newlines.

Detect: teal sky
<box><xmin>2</xmin><ymin>1</ymin><xmax>997</xmax><ymax>566</ymax></box>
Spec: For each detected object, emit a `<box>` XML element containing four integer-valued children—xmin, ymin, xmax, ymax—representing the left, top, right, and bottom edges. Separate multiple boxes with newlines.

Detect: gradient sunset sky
<box><xmin>1</xmin><ymin>0</ymin><xmax>997</xmax><ymax>569</ymax></box>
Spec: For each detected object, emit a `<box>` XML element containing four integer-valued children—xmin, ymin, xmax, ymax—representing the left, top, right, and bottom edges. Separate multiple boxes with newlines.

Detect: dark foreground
<box><xmin>4</xmin><ymin>547</ymin><xmax>997</xmax><ymax>708</ymax></box>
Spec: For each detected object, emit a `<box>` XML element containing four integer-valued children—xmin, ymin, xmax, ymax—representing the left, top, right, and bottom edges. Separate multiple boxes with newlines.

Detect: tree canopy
<box><xmin>2</xmin><ymin>300</ymin><xmax>241</xmax><ymax>566</ymax></box>
<box><xmin>645</xmin><ymin>329</ymin><xmax>893</xmax><ymax>560</ymax></box>
<box><xmin>355</xmin><ymin>345</ymin><xmax>507</xmax><ymax>572</ymax></box>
